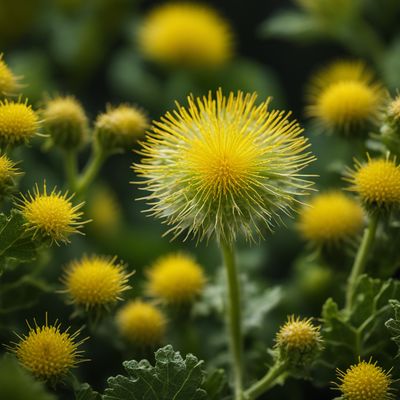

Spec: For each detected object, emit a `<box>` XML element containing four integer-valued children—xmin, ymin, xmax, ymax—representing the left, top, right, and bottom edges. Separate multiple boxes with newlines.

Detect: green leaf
<box><xmin>316</xmin><ymin>275</ymin><xmax>400</xmax><ymax>385</ymax></box>
<box><xmin>201</xmin><ymin>369</ymin><xmax>228</xmax><ymax>400</ymax></box>
<box><xmin>385</xmin><ymin>300</ymin><xmax>400</xmax><ymax>357</ymax></box>
<box><xmin>258</xmin><ymin>11</ymin><xmax>322</xmax><ymax>41</ymax></box>
<box><xmin>0</xmin><ymin>355</ymin><xmax>55</xmax><ymax>400</ymax></box>
<box><xmin>104</xmin><ymin>345</ymin><xmax>207</xmax><ymax>400</ymax></box>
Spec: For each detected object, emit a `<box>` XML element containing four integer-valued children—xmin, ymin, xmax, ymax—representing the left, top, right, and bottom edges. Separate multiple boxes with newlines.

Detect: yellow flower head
<box><xmin>95</xmin><ymin>104</ymin><xmax>148</xmax><ymax>151</ymax></box>
<box><xmin>87</xmin><ymin>186</ymin><xmax>122</xmax><ymax>234</ymax></box>
<box><xmin>0</xmin><ymin>54</ymin><xmax>20</xmax><ymax>96</ymax></box>
<box><xmin>138</xmin><ymin>3</ymin><xmax>233</xmax><ymax>68</ymax></box>
<box><xmin>17</xmin><ymin>182</ymin><xmax>87</xmax><ymax>244</ymax></box>
<box><xmin>297</xmin><ymin>191</ymin><xmax>364</xmax><ymax>243</ymax></box>
<box><xmin>0</xmin><ymin>99</ymin><xmax>39</xmax><ymax>147</ymax></box>
<box><xmin>10</xmin><ymin>315</ymin><xmax>87</xmax><ymax>381</ymax></box>
<box><xmin>134</xmin><ymin>89</ymin><xmax>315</xmax><ymax>244</ymax></box>
<box><xmin>62</xmin><ymin>255</ymin><xmax>132</xmax><ymax>309</ymax></box>
<box><xmin>116</xmin><ymin>300</ymin><xmax>166</xmax><ymax>346</ymax></box>
<box><xmin>346</xmin><ymin>155</ymin><xmax>400</xmax><ymax>209</ymax></box>
<box><xmin>42</xmin><ymin>96</ymin><xmax>88</xmax><ymax>149</ymax></box>
<box><xmin>275</xmin><ymin>315</ymin><xmax>323</xmax><ymax>368</ymax></box>
<box><xmin>147</xmin><ymin>253</ymin><xmax>206</xmax><ymax>304</ymax></box>
<box><xmin>335</xmin><ymin>359</ymin><xmax>394</xmax><ymax>400</ymax></box>
<box><xmin>0</xmin><ymin>153</ymin><xmax>20</xmax><ymax>183</ymax></box>
<box><xmin>388</xmin><ymin>94</ymin><xmax>400</xmax><ymax>125</ymax></box>
<box><xmin>307</xmin><ymin>61</ymin><xmax>383</xmax><ymax>133</ymax></box>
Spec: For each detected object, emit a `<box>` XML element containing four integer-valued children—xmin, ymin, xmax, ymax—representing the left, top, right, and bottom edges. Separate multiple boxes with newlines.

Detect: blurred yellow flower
<box><xmin>18</xmin><ymin>182</ymin><xmax>86</xmax><ymax>244</ymax></box>
<box><xmin>42</xmin><ymin>95</ymin><xmax>88</xmax><ymax>149</ymax></box>
<box><xmin>62</xmin><ymin>255</ymin><xmax>132</xmax><ymax>309</ymax></box>
<box><xmin>147</xmin><ymin>253</ymin><xmax>205</xmax><ymax>304</ymax></box>
<box><xmin>307</xmin><ymin>61</ymin><xmax>383</xmax><ymax>133</ymax></box>
<box><xmin>116</xmin><ymin>300</ymin><xmax>166</xmax><ymax>346</ymax></box>
<box><xmin>138</xmin><ymin>3</ymin><xmax>233</xmax><ymax>68</ymax></box>
<box><xmin>0</xmin><ymin>54</ymin><xmax>20</xmax><ymax>96</ymax></box>
<box><xmin>0</xmin><ymin>99</ymin><xmax>39</xmax><ymax>147</ymax></box>
<box><xmin>388</xmin><ymin>94</ymin><xmax>400</xmax><ymax>123</ymax></box>
<box><xmin>135</xmin><ymin>89</ymin><xmax>315</xmax><ymax>243</ymax></box>
<box><xmin>346</xmin><ymin>155</ymin><xmax>400</xmax><ymax>209</ymax></box>
<box><xmin>95</xmin><ymin>104</ymin><xmax>148</xmax><ymax>151</ymax></box>
<box><xmin>297</xmin><ymin>191</ymin><xmax>364</xmax><ymax>243</ymax></box>
<box><xmin>335</xmin><ymin>359</ymin><xmax>393</xmax><ymax>400</ymax></box>
<box><xmin>11</xmin><ymin>316</ymin><xmax>87</xmax><ymax>381</ymax></box>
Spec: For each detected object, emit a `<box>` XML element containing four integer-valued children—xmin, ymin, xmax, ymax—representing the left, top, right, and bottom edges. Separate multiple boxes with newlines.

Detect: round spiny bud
<box><xmin>0</xmin><ymin>54</ymin><xmax>20</xmax><ymax>97</ymax></box>
<box><xmin>94</xmin><ymin>104</ymin><xmax>148</xmax><ymax>152</ymax></box>
<box><xmin>42</xmin><ymin>96</ymin><xmax>89</xmax><ymax>149</ymax></box>
<box><xmin>335</xmin><ymin>359</ymin><xmax>394</xmax><ymax>400</ymax></box>
<box><xmin>0</xmin><ymin>154</ymin><xmax>20</xmax><ymax>196</ymax></box>
<box><xmin>345</xmin><ymin>154</ymin><xmax>400</xmax><ymax>212</ymax></box>
<box><xmin>275</xmin><ymin>315</ymin><xmax>322</xmax><ymax>369</ymax></box>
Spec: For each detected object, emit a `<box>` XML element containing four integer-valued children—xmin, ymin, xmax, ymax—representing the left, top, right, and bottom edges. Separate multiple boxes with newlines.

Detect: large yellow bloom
<box><xmin>307</xmin><ymin>61</ymin><xmax>383</xmax><ymax>133</ymax></box>
<box><xmin>116</xmin><ymin>300</ymin><xmax>166</xmax><ymax>346</ymax></box>
<box><xmin>17</xmin><ymin>183</ymin><xmax>87</xmax><ymax>244</ymax></box>
<box><xmin>346</xmin><ymin>155</ymin><xmax>400</xmax><ymax>209</ymax></box>
<box><xmin>335</xmin><ymin>359</ymin><xmax>393</xmax><ymax>400</ymax></box>
<box><xmin>297</xmin><ymin>191</ymin><xmax>364</xmax><ymax>243</ymax></box>
<box><xmin>135</xmin><ymin>89</ymin><xmax>315</xmax><ymax>243</ymax></box>
<box><xmin>11</xmin><ymin>316</ymin><xmax>87</xmax><ymax>381</ymax></box>
<box><xmin>147</xmin><ymin>253</ymin><xmax>205</xmax><ymax>304</ymax></box>
<box><xmin>62</xmin><ymin>255</ymin><xmax>132</xmax><ymax>309</ymax></box>
<box><xmin>138</xmin><ymin>3</ymin><xmax>233</xmax><ymax>68</ymax></box>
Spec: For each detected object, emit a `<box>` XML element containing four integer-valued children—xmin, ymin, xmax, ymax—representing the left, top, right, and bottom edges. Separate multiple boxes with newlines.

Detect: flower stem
<box><xmin>220</xmin><ymin>239</ymin><xmax>244</xmax><ymax>400</ymax></box>
<box><xmin>244</xmin><ymin>360</ymin><xmax>287</xmax><ymax>400</ymax></box>
<box><xmin>64</xmin><ymin>149</ymin><xmax>78</xmax><ymax>191</ymax></box>
<box><xmin>75</xmin><ymin>144</ymin><xmax>106</xmax><ymax>197</ymax></box>
<box><xmin>345</xmin><ymin>212</ymin><xmax>379</xmax><ymax>312</ymax></box>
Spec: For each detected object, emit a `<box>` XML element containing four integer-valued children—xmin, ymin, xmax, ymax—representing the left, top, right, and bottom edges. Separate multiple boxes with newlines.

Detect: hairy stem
<box><xmin>244</xmin><ymin>360</ymin><xmax>287</xmax><ymax>400</ymax></box>
<box><xmin>220</xmin><ymin>239</ymin><xmax>244</xmax><ymax>400</ymax></box>
<box><xmin>345</xmin><ymin>212</ymin><xmax>379</xmax><ymax>312</ymax></box>
<box><xmin>64</xmin><ymin>149</ymin><xmax>78</xmax><ymax>192</ymax></box>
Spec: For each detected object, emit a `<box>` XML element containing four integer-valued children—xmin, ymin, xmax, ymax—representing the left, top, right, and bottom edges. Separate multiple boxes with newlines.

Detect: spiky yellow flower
<box><xmin>147</xmin><ymin>253</ymin><xmax>206</xmax><ymax>304</ymax></box>
<box><xmin>297</xmin><ymin>191</ymin><xmax>364</xmax><ymax>243</ymax></box>
<box><xmin>11</xmin><ymin>316</ymin><xmax>87</xmax><ymax>381</ymax></box>
<box><xmin>62</xmin><ymin>255</ymin><xmax>132</xmax><ymax>309</ymax></box>
<box><xmin>95</xmin><ymin>104</ymin><xmax>148</xmax><ymax>151</ymax></box>
<box><xmin>42</xmin><ymin>96</ymin><xmax>88</xmax><ymax>149</ymax></box>
<box><xmin>0</xmin><ymin>54</ymin><xmax>20</xmax><ymax>96</ymax></box>
<box><xmin>17</xmin><ymin>183</ymin><xmax>87</xmax><ymax>244</ymax></box>
<box><xmin>116</xmin><ymin>300</ymin><xmax>166</xmax><ymax>346</ymax></box>
<box><xmin>388</xmin><ymin>95</ymin><xmax>400</xmax><ymax>122</ymax></box>
<box><xmin>307</xmin><ymin>61</ymin><xmax>383</xmax><ymax>133</ymax></box>
<box><xmin>135</xmin><ymin>89</ymin><xmax>315</xmax><ymax>243</ymax></box>
<box><xmin>138</xmin><ymin>3</ymin><xmax>233</xmax><ymax>68</ymax></box>
<box><xmin>335</xmin><ymin>359</ymin><xmax>394</xmax><ymax>400</ymax></box>
<box><xmin>275</xmin><ymin>315</ymin><xmax>322</xmax><ymax>368</ymax></box>
<box><xmin>346</xmin><ymin>155</ymin><xmax>400</xmax><ymax>209</ymax></box>
<box><xmin>0</xmin><ymin>99</ymin><xmax>39</xmax><ymax>146</ymax></box>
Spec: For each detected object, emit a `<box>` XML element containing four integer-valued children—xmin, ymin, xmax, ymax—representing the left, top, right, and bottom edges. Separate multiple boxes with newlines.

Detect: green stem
<box><xmin>75</xmin><ymin>144</ymin><xmax>106</xmax><ymax>197</ymax></box>
<box><xmin>244</xmin><ymin>361</ymin><xmax>287</xmax><ymax>400</ymax></box>
<box><xmin>345</xmin><ymin>212</ymin><xmax>379</xmax><ymax>312</ymax></box>
<box><xmin>220</xmin><ymin>240</ymin><xmax>244</xmax><ymax>400</ymax></box>
<box><xmin>64</xmin><ymin>149</ymin><xmax>78</xmax><ymax>191</ymax></box>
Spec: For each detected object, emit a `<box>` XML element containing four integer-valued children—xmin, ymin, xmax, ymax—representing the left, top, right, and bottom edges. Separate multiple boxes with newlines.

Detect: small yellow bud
<box><xmin>0</xmin><ymin>154</ymin><xmax>21</xmax><ymax>196</ymax></box>
<box><xmin>62</xmin><ymin>255</ymin><xmax>132</xmax><ymax>309</ymax></box>
<box><xmin>94</xmin><ymin>104</ymin><xmax>148</xmax><ymax>151</ymax></box>
<box><xmin>0</xmin><ymin>54</ymin><xmax>20</xmax><ymax>96</ymax></box>
<box><xmin>147</xmin><ymin>253</ymin><xmax>206</xmax><ymax>304</ymax></box>
<box><xmin>0</xmin><ymin>99</ymin><xmax>39</xmax><ymax>147</ymax></box>
<box><xmin>346</xmin><ymin>155</ymin><xmax>400</xmax><ymax>210</ymax></box>
<box><xmin>42</xmin><ymin>96</ymin><xmax>89</xmax><ymax>149</ymax></box>
<box><xmin>116</xmin><ymin>300</ymin><xmax>166</xmax><ymax>346</ymax></box>
<box><xmin>335</xmin><ymin>359</ymin><xmax>394</xmax><ymax>400</ymax></box>
<box><xmin>275</xmin><ymin>315</ymin><xmax>322</xmax><ymax>369</ymax></box>
<box><xmin>10</xmin><ymin>315</ymin><xmax>87</xmax><ymax>381</ymax></box>
<box><xmin>17</xmin><ymin>182</ymin><xmax>88</xmax><ymax>244</ymax></box>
